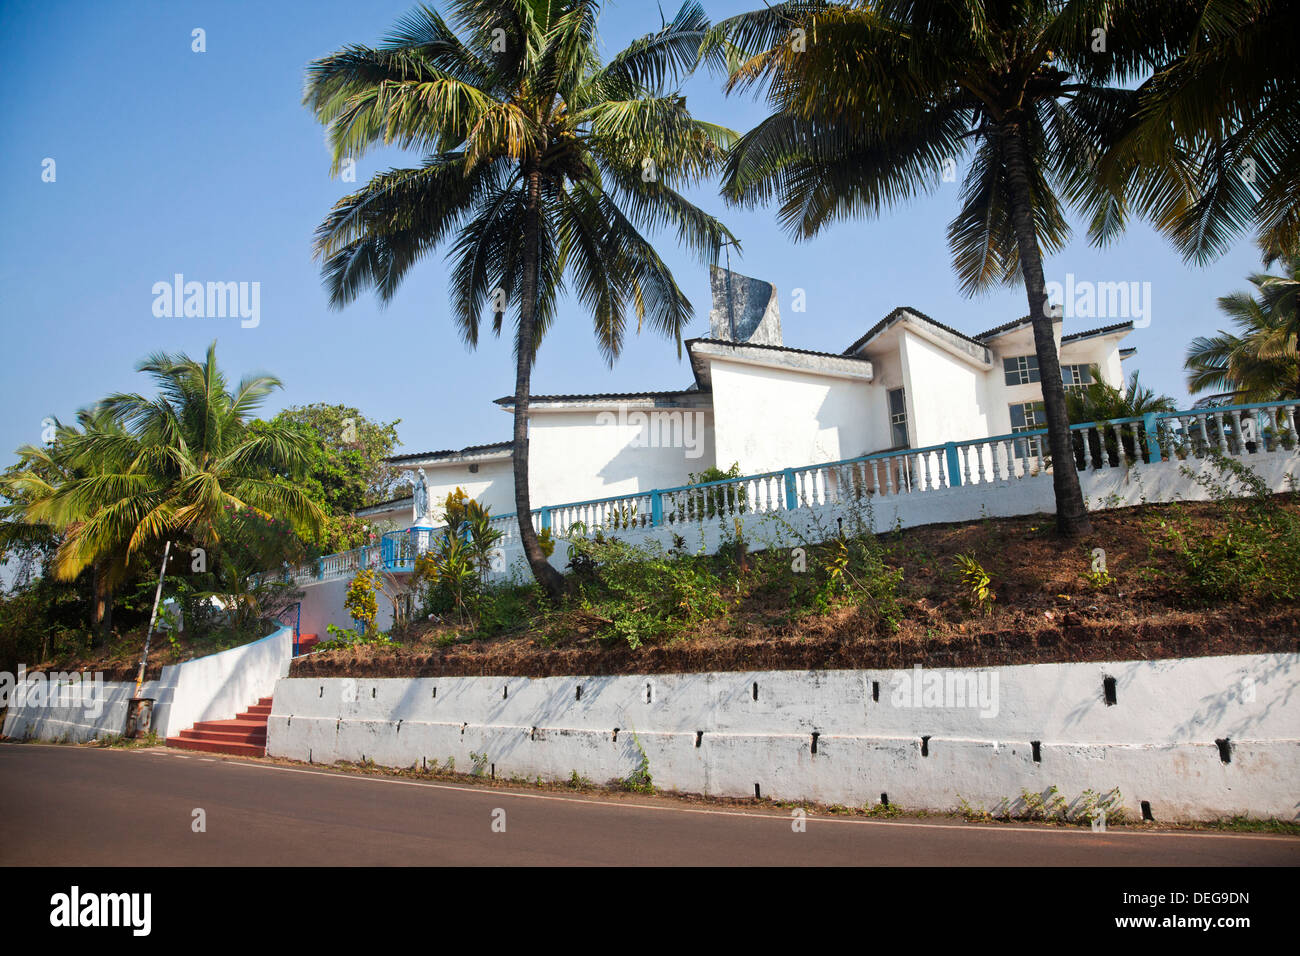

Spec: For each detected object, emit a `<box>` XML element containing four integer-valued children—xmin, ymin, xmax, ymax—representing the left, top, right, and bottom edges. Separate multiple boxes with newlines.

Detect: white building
<box><xmin>368</xmin><ymin>268</ymin><xmax>1135</xmax><ymax>530</ymax></box>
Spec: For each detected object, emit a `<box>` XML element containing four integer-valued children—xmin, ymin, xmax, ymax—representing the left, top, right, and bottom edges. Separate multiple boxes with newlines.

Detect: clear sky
<box><xmin>0</xmin><ymin>0</ymin><xmax>1268</xmax><ymax>463</ymax></box>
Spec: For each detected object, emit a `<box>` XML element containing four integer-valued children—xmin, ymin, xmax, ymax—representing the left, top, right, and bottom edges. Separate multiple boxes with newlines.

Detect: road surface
<box><xmin>2</xmin><ymin>743</ymin><xmax>1296</xmax><ymax>866</ymax></box>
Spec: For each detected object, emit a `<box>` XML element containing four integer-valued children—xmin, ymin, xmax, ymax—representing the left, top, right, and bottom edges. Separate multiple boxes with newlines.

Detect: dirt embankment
<box><xmin>292</xmin><ymin>498</ymin><xmax>1300</xmax><ymax>679</ymax></box>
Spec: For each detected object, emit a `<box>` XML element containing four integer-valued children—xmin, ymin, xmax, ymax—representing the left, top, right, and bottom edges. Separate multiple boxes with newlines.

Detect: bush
<box><xmin>1164</xmin><ymin>455</ymin><xmax>1300</xmax><ymax>603</ymax></box>
<box><xmin>565</xmin><ymin>534</ymin><xmax>727</xmax><ymax>649</ymax></box>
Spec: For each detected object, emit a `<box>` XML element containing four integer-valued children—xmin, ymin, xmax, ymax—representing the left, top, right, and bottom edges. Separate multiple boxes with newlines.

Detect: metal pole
<box><xmin>133</xmin><ymin>539</ymin><xmax>172</xmax><ymax>701</ymax></box>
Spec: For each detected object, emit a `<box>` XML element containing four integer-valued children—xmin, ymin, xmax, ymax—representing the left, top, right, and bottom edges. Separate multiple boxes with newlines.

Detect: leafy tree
<box><xmin>258</xmin><ymin>404</ymin><xmax>402</xmax><ymax>551</ymax></box>
<box><xmin>303</xmin><ymin>0</ymin><xmax>735</xmax><ymax>599</ymax></box>
<box><xmin>1185</xmin><ymin>256</ymin><xmax>1300</xmax><ymax>401</ymax></box>
<box><xmin>192</xmin><ymin>505</ymin><xmax>313</xmax><ymax>636</ymax></box>
<box><xmin>702</xmin><ymin>0</ymin><xmax>1207</xmax><ymax>537</ymax></box>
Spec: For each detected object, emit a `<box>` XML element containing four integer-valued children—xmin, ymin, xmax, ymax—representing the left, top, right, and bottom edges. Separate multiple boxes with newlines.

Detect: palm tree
<box><xmin>303</xmin><ymin>0</ymin><xmax>735</xmax><ymax>600</ymax></box>
<box><xmin>1065</xmin><ymin>366</ymin><xmax>1176</xmax><ymax>465</ymax></box>
<box><xmin>1185</xmin><ymin>256</ymin><xmax>1300</xmax><ymax>401</ymax></box>
<box><xmin>25</xmin><ymin>343</ymin><xmax>324</xmax><ymax>589</ymax></box>
<box><xmin>702</xmin><ymin>0</ymin><xmax>1203</xmax><ymax>537</ymax></box>
<box><xmin>1</xmin><ymin>408</ymin><xmax>134</xmax><ymax>639</ymax></box>
<box><xmin>1094</xmin><ymin>0</ymin><xmax>1300</xmax><ymax>263</ymax></box>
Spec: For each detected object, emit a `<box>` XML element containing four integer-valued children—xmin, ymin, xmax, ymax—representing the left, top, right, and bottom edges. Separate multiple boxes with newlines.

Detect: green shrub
<box><xmin>565</xmin><ymin>534</ymin><xmax>727</xmax><ymax>649</ymax></box>
<box><xmin>953</xmin><ymin>553</ymin><xmax>996</xmax><ymax>614</ymax></box>
<box><xmin>1167</xmin><ymin>455</ymin><xmax>1300</xmax><ymax>603</ymax></box>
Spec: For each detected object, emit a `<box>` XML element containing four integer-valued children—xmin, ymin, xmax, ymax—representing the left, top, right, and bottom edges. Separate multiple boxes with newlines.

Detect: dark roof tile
<box><xmin>386</xmin><ymin>440</ymin><xmax>512</xmax><ymax>464</ymax></box>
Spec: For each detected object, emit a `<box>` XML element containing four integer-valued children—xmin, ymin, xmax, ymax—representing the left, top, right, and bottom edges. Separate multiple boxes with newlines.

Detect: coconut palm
<box><xmin>1185</xmin><ymin>256</ymin><xmax>1300</xmax><ymax>402</ymax></box>
<box><xmin>303</xmin><ymin>0</ymin><xmax>735</xmax><ymax>600</ymax></box>
<box><xmin>1065</xmin><ymin>366</ymin><xmax>1177</xmax><ymax>465</ymax></box>
<box><xmin>25</xmin><ymin>343</ymin><xmax>325</xmax><ymax>589</ymax></box>
<box><xmin>1</xmin><ymin>407</ymin><xmax>135</xmax><ymax>638</ymax></box>
<box><xmin>702</xmin><ymin>0</ymin><xmax>1207</xmax><ymax>536</ymax></box>
<box><xmin>1094</xmin><ymin>0</ymin><xmax>1300</xmax><ymax>263</ymax></box>
<box><xmin>1066</xmin><ymin>367</ymin><xmax>1177</xmax><ymax>423</ymax></box>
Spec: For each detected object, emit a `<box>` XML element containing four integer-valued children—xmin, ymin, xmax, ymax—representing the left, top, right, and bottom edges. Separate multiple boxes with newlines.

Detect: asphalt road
<box><xmin>2</xmin><ymin>743</ymin><xmax>1296</xmax><ymax>866</ymax></box>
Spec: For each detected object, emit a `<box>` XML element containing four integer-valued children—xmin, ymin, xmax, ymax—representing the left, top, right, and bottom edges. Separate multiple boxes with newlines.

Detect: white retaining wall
<box><xmin>1</xmin><ymin>677</ymin><xmax>175</xmax><ymax>745</ymax></box>
<box><xmin>267</xmin><ymin>652</ymin><xmax>1300</xmax><ymax>821</ymax></box>
<box><xmin>160</xmin><ymin>626</ymin><xmax>295</xmax><ymax>739</ymax></box>
<box><xmin>2</xmin><ymin>626</ymin><xmax>294</xmax><ymax>743</ymax></box>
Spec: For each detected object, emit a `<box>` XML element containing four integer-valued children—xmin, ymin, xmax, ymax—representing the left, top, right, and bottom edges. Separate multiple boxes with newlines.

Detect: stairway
<box><xmin>297</xmin><ymin>632</ymin><xmax>320</xmax><ymax>654</ymax></box>
<box><xmin>166</xmin><ymin>697</ymin><xmax>272</xmax><ymax>757</ymax></box>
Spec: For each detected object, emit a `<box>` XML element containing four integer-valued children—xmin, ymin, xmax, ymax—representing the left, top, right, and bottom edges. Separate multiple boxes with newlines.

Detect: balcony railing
<box><xmin>289</xmin><ymin>399</ymin><xmax>1299</xmax><ymax>585</ymax></box>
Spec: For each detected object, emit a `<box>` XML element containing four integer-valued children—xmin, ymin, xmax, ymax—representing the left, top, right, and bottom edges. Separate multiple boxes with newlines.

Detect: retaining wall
<box><xmin>266</xmin><ymin>652</ymin><xmax>1300</xmax><ymax>821</ymax></box>
<box><xmin>2</xmin><ymin>626</ymin><xmax>294</xmax><ymax>743</ymax></box>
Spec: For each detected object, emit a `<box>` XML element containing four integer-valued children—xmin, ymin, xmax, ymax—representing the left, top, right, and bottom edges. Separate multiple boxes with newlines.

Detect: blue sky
<box><xmin>0</xmin><ymin>0</ymin><xmax>1268</xmax><ymax>464</ymax></box>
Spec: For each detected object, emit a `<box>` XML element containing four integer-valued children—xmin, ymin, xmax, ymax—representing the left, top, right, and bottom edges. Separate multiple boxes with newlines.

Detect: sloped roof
<box><xmin>1061</xmin><ymin>321</ymin><xmax>1135</xmax><ymax>342</ymax></box>
<box><xmin>843</xmin><ymin>306</ymin><xmax>987</xmax><ymax>355</ymax></box>
<box><xmin>493</xmin><ymin>389</ymin><xmax>703</xmax><ymax>407</ymax></box>
<box><xmin>689</xmin><ymin>337</ymin><xmax>873</xmax><ymax>364</ymax></box>
<box><xmin>387</xmin><ymin>440</ymin><xmax>512</xmax><ymax>464</ymax></box>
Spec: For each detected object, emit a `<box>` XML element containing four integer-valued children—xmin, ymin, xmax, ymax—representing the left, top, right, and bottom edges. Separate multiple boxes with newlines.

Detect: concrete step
<box><xmin>165</xmin><ymin>736</ymin><xmax>265</xmax><ymax>757</ymax></box>
<box><xmin>176</xmin><ymin>732</ymin><xmax>265</xmax><ymax>749</ymax></box>
<box><xmin>166</xmin><ymin>697</ymin><xmax>273</xmax><ymax>758</ymax></box>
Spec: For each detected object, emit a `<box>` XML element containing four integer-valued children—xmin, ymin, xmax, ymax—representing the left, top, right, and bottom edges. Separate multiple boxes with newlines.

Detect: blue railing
<box><xmin>295</xmin><ymin>399</ymin><xmax>1299</xmax><ymax>582</ymax></box>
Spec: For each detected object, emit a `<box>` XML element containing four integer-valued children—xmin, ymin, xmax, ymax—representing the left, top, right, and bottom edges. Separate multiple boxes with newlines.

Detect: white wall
<box><xmin>406</xmin><ymin>457</ymin><xmax>516</xmax><ymax>526</ymax></box>
<box><xmin>527</xmin><ymin>407</ymin><xmax>716</xmax><ymax>505</ymax></box>
<box><xmin>2</xmin><ymin>626</ymin><xmax>294</xmax><ymax>742</ymax></box>
<box><xmin>1060</xmin><ymin>335</ymin><xmax>1125</xmax><ymax>392</ymax></box>
<box><xmin>898</xmin><ymin>330</ymin><xmax>994</xmax><ymax>447</ymax></box>
<box><xmin>160</xmin><ymin>627</ymin><xmax>294</xmax><ymax>738</ymax></box>
<box><xmin>710</xmin><ymin>359</ymin><xmax>873</xmax><ymax>474</ymax></box>
<box><xmin>2</xmin><ymin>678</ymin><xmax>174</xmax><ymax>744</ymax></box>
<box><xmin>266</xmin><ymin>652</ymin><xmax>1300</xmax><ymax>821</ymax></box>
<box><xmin>984</xmin><ymin>326</ymin><xmax>1126</xmax><ymax>437</ymax></box>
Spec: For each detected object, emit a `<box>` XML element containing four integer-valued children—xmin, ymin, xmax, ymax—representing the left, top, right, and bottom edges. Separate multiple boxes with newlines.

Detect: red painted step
<box><xmin>297</xmin><ymin>633</ymin><xmax>319</xmax><ymax>653</ymax></box>
<box><xmin>166</xmin><ymin>697</ymin><xmax>274</xmax><ymax>757</ymax></box>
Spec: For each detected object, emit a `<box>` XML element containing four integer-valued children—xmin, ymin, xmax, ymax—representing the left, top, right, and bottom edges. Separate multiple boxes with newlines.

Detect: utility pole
<box><xmin>132</xmin><ymin>540</ymin><xmax>172</xmax><ymax>705</ymax></box>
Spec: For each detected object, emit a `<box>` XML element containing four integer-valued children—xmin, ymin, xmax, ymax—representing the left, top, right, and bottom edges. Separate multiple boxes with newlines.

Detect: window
<box><xmin>888</xmin><ymin>388</ymin><xmax>909</xmax><ymax>448</ymax></box>
<box><xmin>1062</xmin><ymin>364</ymin><xmax>1093</xmax><ymax>393</ymax></box>
<box><xmin>1009</xmin><ymin>401</ymin><xmax>1046</xmax><ymax>460</ymax></box>
<box><xmin>1004</xmin><ymin>354</ymin><xmax>1040</xmax><ymax>386</ymax></box>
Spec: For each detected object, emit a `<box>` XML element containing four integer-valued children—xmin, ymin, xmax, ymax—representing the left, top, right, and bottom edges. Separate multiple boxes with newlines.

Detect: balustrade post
<box><xmin>1142</xmin><ymin>413</ymin><xmax>1162</xmax><ymax>463</ymax></box>
<box><xmin>783</xmin><ymin>468</ymin><xmax>798</xmax><ymax>511</ymax></box>
<box><xmin>944</xmin><ymin>443</ymin><xmax>961</xmax><ymax>488</ymax></box>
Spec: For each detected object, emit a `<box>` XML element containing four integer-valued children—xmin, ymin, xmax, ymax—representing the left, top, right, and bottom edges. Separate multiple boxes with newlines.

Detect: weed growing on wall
<box><xmin>619</xmin><ymin>731</ymin><xmax>654</xmax><ymax>793</ymax></box>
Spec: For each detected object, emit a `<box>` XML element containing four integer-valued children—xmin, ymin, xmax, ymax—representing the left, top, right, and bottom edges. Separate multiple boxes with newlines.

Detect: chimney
<box><xmin>709</xmin><ymin>266</ymin><xmax>782</xmax><ymax>346</ymax></box>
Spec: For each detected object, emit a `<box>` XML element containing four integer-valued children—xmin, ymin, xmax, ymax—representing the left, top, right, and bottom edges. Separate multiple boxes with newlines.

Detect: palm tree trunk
<box><xmin>91</xmin><ymin>559</ymin><xmax>113</xmax><ymax>644</ymax></box>
<box><xmin>1001</xmin><ymin>123</ymin><xmax>1092</xmax><ymax>537</ymax></box>
<box><xmin>514</xmin><ymin>167</ymin><xmax>567</xmax><ymax>601</ymax></box>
